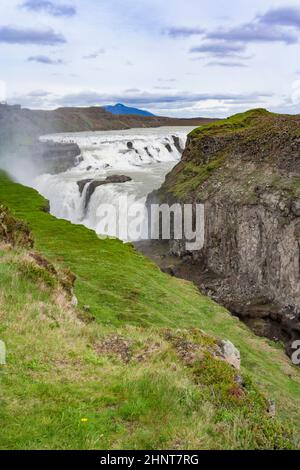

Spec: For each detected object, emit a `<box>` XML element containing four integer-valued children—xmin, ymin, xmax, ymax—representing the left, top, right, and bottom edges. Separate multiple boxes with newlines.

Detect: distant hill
<box><xmin>0</xmin><ymin>103</ymin><xmax>218</xmax><ymax>170</ymax></box>
<box><xmin>0</xmin><ymin>104</ymin><xmax>217</xmax><ymax>148</ymax></box>
<box><xmin>104</xmin><ymin>103</ymin><xmax>155</xmax><ymax>117</ymax></box>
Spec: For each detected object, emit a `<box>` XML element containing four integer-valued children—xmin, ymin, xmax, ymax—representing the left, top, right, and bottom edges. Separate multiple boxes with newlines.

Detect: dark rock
<box><xmin>38</xmin><ymin>141</ymin><xmax>81</xmax><ymax>174</ymax></box>
<box><xmin>84</xmin><ymin>180</ymin><xmax>107</xmax><ymax>208</ymax></box>
<box><xmin>234</xmin><ymin>375</ymin><xmax>244</xmax><ymax>386</ymax></box>
<box><xmin>267</xmin><ymin>399</ymin><xmax>276</xmax><ymax>418</ymax></box>
<box><xmin>172</xmin><ymin>135</ymin><xmax>183</xmax><ymax>153</ymax></box>
<box><xmin>144</xmin><ymin>147</ymin><xmax>153</xmax><ymax>158</ymax></box>
<box><xmin>77</xmin><ymin>175</ymin><xmax>132</xmax><ymax>208</ymax></box>
<box><xmin>165</xmin><ymin>143</ymin><xmax>172</xmax><ymax>153</ymax></box>
<box><xmin>291</xmin><ymin>200</ymin><xmax>300</xmax><ymax>216</ymax></box>
<box><xmin>77</xmin><ymin>179</ymin><xmax>92</xmax><ymax>195</ymax></box>
<box><xmin>294</xmin><ymin>222</ymin><xmax>300</xmax><ymax>239</ymax></box>
<box><xmin>161</xmin><ymin>265</ymin><xmax>176</xmax><ymax>276</ymax></box>
<box><xmin>105</xmin><ymin>175</ymin><xmax>132</xmax><ymax>184</ymax></box>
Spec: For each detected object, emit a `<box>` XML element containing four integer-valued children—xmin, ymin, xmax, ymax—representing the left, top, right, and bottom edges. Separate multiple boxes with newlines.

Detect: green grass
<box><xmin>0</xmin><ymin>171</ymin><xmax>300</xmax><ymax>449</ymax></box>
<box><xmin>189</xmin><ymin>108</ymin><xmax>274</xmax><ymax>138</ymax></box>
<box><xmin>169</xmin><ymin>156</ymin><xmax>226</xmax><ymax>199</ymax></box>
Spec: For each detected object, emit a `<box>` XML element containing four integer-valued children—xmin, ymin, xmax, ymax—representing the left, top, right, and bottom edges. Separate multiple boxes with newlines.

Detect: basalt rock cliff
<box><xmin>149</xmin><ymin>109</ymin><xmax>300</xmax><ymax>355</ymax></box>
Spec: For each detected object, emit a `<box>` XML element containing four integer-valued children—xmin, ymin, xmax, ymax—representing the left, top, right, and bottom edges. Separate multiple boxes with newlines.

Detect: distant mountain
<box><xmin>104</xmin><ymin>103</ymin><xmax>155</xmax><ymax>117</ymax></box>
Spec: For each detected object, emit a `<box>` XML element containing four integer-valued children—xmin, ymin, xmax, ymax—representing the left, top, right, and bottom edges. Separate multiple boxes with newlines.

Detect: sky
<box><xmin>1</xmin><ymin>0</ymin><xmax>300</xmax><ymax>117</ymax></box>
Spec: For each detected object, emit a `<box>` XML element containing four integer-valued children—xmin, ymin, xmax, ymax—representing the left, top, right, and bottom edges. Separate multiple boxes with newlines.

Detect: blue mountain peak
<box><xmin>104</xmin><ymin>103</ymin><xmax>155</xmax><ymax>117</ymax></box>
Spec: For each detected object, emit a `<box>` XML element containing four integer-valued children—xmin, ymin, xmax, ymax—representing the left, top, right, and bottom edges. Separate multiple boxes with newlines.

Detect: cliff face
<box><xmin>31</xmin><ymin>141</ymin><xmax>81</xmax><ymax>174</ymax></box>
<box><xmin>152</xmin><ymin>109</ymin><xmax>300</xmax><ymax>352</ymax></box>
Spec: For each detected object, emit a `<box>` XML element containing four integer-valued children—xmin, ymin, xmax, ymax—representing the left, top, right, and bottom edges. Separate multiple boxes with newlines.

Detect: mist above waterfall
<box><xmin>0</xmin><ymin>151</ymin><xmax>39</xmax><ymax>186</ymax></box>
<box><xmin>34</xmin><ymin>126</ymin><xmax>194</xmax><ymax>240</ymax></box>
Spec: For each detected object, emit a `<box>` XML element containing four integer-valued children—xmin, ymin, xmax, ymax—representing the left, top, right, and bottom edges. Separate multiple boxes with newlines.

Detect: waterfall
<box><xmin>34</xmin><ymin>126</ymin><xmax>194</xmax><ymax>241</ymax></box>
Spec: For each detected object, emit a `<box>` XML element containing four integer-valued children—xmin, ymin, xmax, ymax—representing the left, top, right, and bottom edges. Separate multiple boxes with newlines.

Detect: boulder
<box><xmin>0</xmin><ymin>340</ymin><xmax>6</xmax><ymax>365</ymax></box>
<box><xmin>292</xmin><ymin>200</ymin><xmax>300</xmax><ymax>217</ymax></box>
<box><xmin>219</xmin><ymin>339</ymin><xmax>241</xmax><ymax>370</ymax></box>
<box><xmin>172</xmin><ymin>135</ymin><xmax>183</xmax><ymax>153</ymax></box>
<box><xmin>77</xmin><ymin>175</ymin><xmax>132</xmax><ymax>208</ymax></box>
<box><xmin>105</xmin><ymin>175</ymin><xmax>132</xmax><ymax>184</ymax></box>
<box><xmin>77</xmin><ymin>179</ymin><xmax>92</xmax><ymax>195</ymax></box>
<box><xmin>267</xmin><ymin>399</ymin><xmax>276</xmax><ymax>418</ymax></box>
<box><xmin>71</xmin><ymin>295</ymin><xmax>78</xmax><ymax>307</ymax></box>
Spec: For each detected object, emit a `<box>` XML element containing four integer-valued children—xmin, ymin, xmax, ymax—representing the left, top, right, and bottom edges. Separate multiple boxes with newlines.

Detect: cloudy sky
<box><xmin>1</xmin><ymin>0</ymin><xmax>300</xmax><ymax>117</ymax></box>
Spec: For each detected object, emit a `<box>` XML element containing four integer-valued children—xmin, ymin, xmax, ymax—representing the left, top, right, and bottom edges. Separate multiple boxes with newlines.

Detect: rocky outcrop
<box><xmin>37</xmin><ymin>141</ymin><xmax>81</xmax><ymax>174</ymax></box>
<box><xmin>0</xmin><ymin>204</ymin><xmax>33</xmax><ymax>248</ymax></box>
<box><xmin>0</xmin><ymin>340</ymin><xmax>5</xmax><ymax>365</ymax></box>
<box><xmin>149</xmin><ymin>109</ymin><xmax>300</xmax><ymax>356</ymax></box>
<box><xmin>77</xmin><ymin>175</ymin><xmax>132</xmax><ymax>208</ymax></box>
<box><xmin>219</xmin><ymin>340</ymin><xmax>241</xmax><ymax>370</ymax></box>
<box><xmin>172</xmin><ymin>135</ymin><xmax>184</xmax><ymax>153</ymax></box>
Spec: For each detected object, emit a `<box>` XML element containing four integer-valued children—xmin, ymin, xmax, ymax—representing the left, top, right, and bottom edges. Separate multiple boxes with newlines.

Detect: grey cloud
<box><xmin>190</xmin><ymin>41</ymin><xmax>245</xmax><ymax>57</ymax></box>
<box><xmin>157</xmin><ymin>78</ymin><xmax>177</xmax><ymax>83</ymax></box>
<box><xmin>54</xmin><ymin>90</ymin><xmax>272</xmax><ymax>108</ymax></box>
<box><xmin>258</xmin><ymin>7</ymin><xmax>300</xmax><ymax>29</ymax></box>
<box><xmin>21</xmin><ymin>0</ymin><xmax>76</xmax><ymax>17</ymax></box>
<box><xmin>188</xmin><ymin>6</ymin><xmax>300</xmax><ymax>64</ymax></box>
<box><xmin>0</xmin><ymin>26</ymin><xmax>66</xmax><ymax>45</ymax></box>
<box><xmin>154</xmin><ymin>86</ymin><xmax>173</xmax><ymax>90</ymax></box>
<box><xmin>206</xmin><ymin>61</ymin><xmax>247</xmax><ymax>68</ymax></box>
<box><xmin>83</xmin><ymin>49</ymin><xmax>106</xmax><ymax>59</ymax></box>
<box><xmin>27</xmin><ymin>89</ymin><xmax>51</xmax><ymax>97</ymax></box>
<box><xmin>11</xmin><ymin>89</ymin><xmax>274</xmax><ymax>117</ymax></box>
<box><xmin>207</xmin><ymin>22</ymin><xmax>298</xmax><ymax>45</ymax></box>
<box><xmin>27</xmin><ymin>55</ymin><xmax>64</xmax><ymax>64</ymax></box>
<box><xmin>124</xmin><ymin>88</ymin><xmax>141</xmax><ymax>93</ymax></box>
<box><xmin>165</xmin><ymin>26</ymin><xmax>205</xmax><ymax>38</ymax></box>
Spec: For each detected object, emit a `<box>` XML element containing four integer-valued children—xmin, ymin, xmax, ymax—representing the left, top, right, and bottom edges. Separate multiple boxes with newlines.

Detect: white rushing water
<box><xmin>34</xmin><ymin>126</ymin><xmax>195</xmax><ymax>241</ymax></box>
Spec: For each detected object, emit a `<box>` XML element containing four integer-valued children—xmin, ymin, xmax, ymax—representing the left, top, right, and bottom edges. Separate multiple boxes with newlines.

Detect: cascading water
<box><xmin>34</xmin><ymin>126</ymin><xmax>195</xmax><ymax>241</ymax></box>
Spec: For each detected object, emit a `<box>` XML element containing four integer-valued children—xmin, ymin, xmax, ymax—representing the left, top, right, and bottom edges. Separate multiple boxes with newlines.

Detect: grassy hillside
<box><xmin>0</xmin><ymin>171</ymin><xmax>300</xmax><ymax>449</ymax></box>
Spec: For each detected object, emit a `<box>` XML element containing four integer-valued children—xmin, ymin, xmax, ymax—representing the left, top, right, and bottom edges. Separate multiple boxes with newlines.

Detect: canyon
<box><xmin>147</xmin><ymin>109</ymin><xmax>300</xmax><ymax>357</ymax></box>
<box><xmin>1</xmin><ymin>106</ymin><xmax>300</xmax><ymax>448</ymax></box>
<box><xmin>4</xmin><ymin>105</ymin><xmax>299</xmax><ymax>357</ymax></box>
